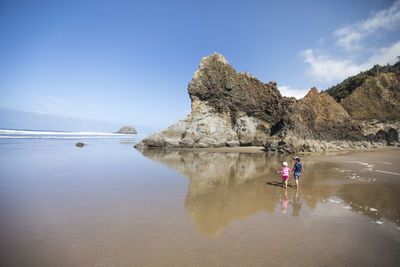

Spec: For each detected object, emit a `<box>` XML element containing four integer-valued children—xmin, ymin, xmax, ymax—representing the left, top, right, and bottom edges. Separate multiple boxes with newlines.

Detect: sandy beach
<box><xmin>0</xmin><ymin>139</ymin><xmax>399</xmax><ymax>266</ymax></box>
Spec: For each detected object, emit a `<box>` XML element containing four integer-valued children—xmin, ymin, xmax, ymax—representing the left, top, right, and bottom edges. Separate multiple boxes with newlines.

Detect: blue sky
<box><xmin>0</xmin><ymin>0</ymin><xmax>399</xmax><ymax>132</ymax></box>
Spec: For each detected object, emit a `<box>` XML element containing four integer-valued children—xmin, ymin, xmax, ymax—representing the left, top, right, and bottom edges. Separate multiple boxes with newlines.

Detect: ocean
<box><xmin>0</xmin><ymin>128</ymin><xmax>147</xmax><ymax>140</ymax></box>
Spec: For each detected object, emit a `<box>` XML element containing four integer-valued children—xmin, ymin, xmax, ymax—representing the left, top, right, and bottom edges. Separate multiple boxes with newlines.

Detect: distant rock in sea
<box><xmin>117</xmin><ymin>126</ymin><xmax>137</xmax><ymax>134</ymax></box>
<box><xmin>75</xmin><ymin>142</ymin><xmax>85</xmax><ymax>147</ymax></box>
<box><xmin>135</xmin><ymin>53</ymin><xmax>400</xmax><ymax>152</ymax></box>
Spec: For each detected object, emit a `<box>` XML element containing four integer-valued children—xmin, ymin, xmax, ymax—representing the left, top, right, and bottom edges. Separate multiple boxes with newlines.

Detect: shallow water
<box><xmin>0</xmin><ymin>139</ymin><xmax>399</xmax><ymax>266</ymax></box>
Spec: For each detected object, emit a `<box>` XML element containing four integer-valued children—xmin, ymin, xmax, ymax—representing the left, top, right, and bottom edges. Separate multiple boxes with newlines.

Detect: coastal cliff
<box><xmin>135</xmin><ymin>53</ymin><xmax>400</xmax><ymax>152</ymax></box>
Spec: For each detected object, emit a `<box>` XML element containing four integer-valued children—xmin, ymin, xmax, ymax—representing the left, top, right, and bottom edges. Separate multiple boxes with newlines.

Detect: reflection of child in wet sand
<box><xmin>281</xmin><ymin>189</ymin><xmax>291</xmax><ymax>214</ymax></box>
<box><xmin>291</xmin><ymin>190</ymin><xmax>303</xmax><ymax>217</ymax></box>
<box><xmin>277</xmin><ymin>161</ymin><xmax>292</xmax><ymax>189</ymax></box>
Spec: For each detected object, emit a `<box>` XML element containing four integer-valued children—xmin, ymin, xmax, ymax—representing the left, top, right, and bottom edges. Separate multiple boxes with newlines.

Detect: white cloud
<box><xmin>301</xmin><ymin>41</ymin><xmax>400</xmax><ymax>84</ymax></box>
<box><xmin>365</xmin><ymin>41</ymin><xmax>400</xmax><ymax>66</ymax></box>
<box><xmin>334</xmin><ymin>0</ymin><xmax>400</xmax><ymax>51</ymax></box>
<box><xmin>278</xmin><ymin>85</ymin><xmax>309</xmax><ymax>99</ymax></box>
<box><xmin>300</xmin><ymin>49</ymin><xmax>363</xmax><ymax>84</ymax></box>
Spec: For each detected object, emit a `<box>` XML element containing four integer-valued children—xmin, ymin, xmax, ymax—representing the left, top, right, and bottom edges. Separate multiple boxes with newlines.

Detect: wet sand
<box><xmin>175</xmin><ymin>146</ymin><xmax>266</xmax><ymax>153</ymax></box>
<box><xmin>0</xmin><ymin>140</ymin><xmax>399</xmax><ymax>266</ymax></box>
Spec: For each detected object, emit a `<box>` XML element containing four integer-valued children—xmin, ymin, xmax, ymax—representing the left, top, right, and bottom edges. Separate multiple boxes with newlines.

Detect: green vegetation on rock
<box><xmin>325</xmin><ymin>60</ymin><xmax>400</xmax><ymax>102</ymax></box>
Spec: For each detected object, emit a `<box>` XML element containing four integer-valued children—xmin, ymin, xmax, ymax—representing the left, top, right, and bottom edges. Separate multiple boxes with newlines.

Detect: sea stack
<box><xmin>135</xmin><ymin>52</ymin><xmax>287</xmax><ymax>148</ymax></box>
<box><xmin>117</xmin><ymin>126</ymin><xmax>137</xmax><ymax>134</ymax></box>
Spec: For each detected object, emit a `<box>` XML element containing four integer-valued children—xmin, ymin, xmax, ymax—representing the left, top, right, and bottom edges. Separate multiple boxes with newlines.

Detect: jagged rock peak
<box><xmin>193</xmin><ymin>52</ymin><xmax>231</xmax><ymax>81</ymax></box>
<box><xmin>301</xmin><ymin>87</ymin><xmax>324</xmax><ymax>106</ymax></box>
<box><xmin>298</xmin><ymin>86</ymin><xmax>350</xmax><ymax>122</ymax></box>
<box><xmin>199</xmin><ymin>52</ymin><xmax>229</xmax><ymax>68</ymax></box>
<box><xmin>188</xmin><ymin>52</ymin><xmax>285</xmax><ymax>124</ymax></box>
<box><xmin>304</xmin><ymin>87</ymin><xmax>319</xmax><ymax>98</ymax></box>
<box><xmin>240</xmin><ymin>72</ymin><xmax>255</xmax><ymax>79</ymax></box>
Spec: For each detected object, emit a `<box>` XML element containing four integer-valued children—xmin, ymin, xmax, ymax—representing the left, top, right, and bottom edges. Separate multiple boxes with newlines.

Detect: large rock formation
<box><xmin>136</xmin><ymin>53</ymin><xmax>288</xmax><ymax>148</ymax></box>
<box><xmin>135</xmin><ymin>53</ymin><xmax>400</xmax><ymax>152</ymax></box>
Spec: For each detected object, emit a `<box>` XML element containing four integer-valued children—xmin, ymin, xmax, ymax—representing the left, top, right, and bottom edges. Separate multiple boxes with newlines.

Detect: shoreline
<box><xmin>137</xmin><ymin>145</ymin><xmax>400</xmax><ymax>154</ymax></box>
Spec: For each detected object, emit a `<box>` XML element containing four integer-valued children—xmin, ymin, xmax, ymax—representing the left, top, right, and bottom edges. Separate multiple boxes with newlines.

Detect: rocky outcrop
<box><xmin>117</xmin><ymin>126</ymin><xmax>137</xmax><ymax>134</ymax></box>
<box><xmin>264</xmin><ymin>86</ymin><xmax>400</xmax><ymax>153</ymax></box>
<box><xmin>136</xmin><ymin>102</ymin><xmax>240</xmax><ymax>148</ymax></box>
<box><xmin>136</xmin><ymin>53</ymin><xmax>286</xmax><ymax>148</ymax></box>
<box><xmin>188</xmin><ymin>53</ymin><xmax>287</xmax><ymax>125</ymax></box>
<box><xmin>339</xmin><ymin>73</ymin><xmax>400</xmax><ymax>121</ymax></box>
<box><xmin>135</xmin><ymin>53</ymin><xmax>400</xmax><ymax>152</ymax></box>
<box><xmin>277</xmin><ymin>87</ymin><xmax>363</xmax><ymax>141</ymax></box>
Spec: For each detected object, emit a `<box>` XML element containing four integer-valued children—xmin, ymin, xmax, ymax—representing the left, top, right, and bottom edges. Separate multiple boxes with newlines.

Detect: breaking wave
<box><xmin>0</xmin><ymin>129</ymin><xmax>146</xmax><ymax>139</ymax></box>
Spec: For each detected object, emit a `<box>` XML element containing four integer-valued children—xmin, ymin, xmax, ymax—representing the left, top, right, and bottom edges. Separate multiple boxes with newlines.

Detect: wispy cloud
<box><xmin>334</xmin><ymin>0</ymin><xmax>400</xmax><ymax>51</ymax></box>
<box><xmin>300</xmin><ymin>1</ymin><xmax>400</xmax><ymax>86</ymax></box>
<box><xmin>300</xmin><ymin>49</ymin><xmax>362</xmax><ymax>84</ymax></box>
<box><xmin>367</xmin><ymin>40</ymin><xmax>400</xmax><ymax>66</ymax></box>
<box><xmin>278</xmin><ymin>86</ymin><xmax>309</xmax><ymax>99</ymax></box>
<box><xmin>301</xmin><ymin>41</ymin><xmax>400</xmax><ymax>84</ymax></box>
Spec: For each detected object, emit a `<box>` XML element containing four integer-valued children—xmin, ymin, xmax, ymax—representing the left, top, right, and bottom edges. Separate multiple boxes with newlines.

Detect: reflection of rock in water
<box><xmin>140</xmin><ymin>149</ymin><xmax>273</xmax><ymax>195</ymax></box>
<box><xmin>139</xmin><ymin>148</ymin><xmax>340</xmax><ymax>236</ymax></box>
<box><xmin>186</xmin><ymin>172</ymin><xmax>285</xmax><ymax>237</ymax></box>
<box><xmin>140</xmin><ymin>149</ymin><xmax>283</xmax><ymax>236</ymax></box>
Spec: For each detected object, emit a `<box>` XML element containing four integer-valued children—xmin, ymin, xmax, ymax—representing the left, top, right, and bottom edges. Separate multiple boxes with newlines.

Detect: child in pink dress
<box><xmin>277</xmin><ymin>162</ymin><xmax>292</xmax><ymax>189</ymax></box>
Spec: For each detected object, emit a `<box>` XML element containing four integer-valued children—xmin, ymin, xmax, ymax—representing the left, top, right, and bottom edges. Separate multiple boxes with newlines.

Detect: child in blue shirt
<box><xmin>292</xmin><ymin>157</ymin><xmax>304</xmax><ymax>189</ymax></box>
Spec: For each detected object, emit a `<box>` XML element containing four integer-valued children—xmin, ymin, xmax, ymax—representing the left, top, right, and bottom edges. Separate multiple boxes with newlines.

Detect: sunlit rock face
<box><xmin>188</xmin><ymin>53</ymin><xmax>286</xmax><ymax>126</ymax></box>
<box><xmin>339</xmin><ymin>73</ymin><xmax>400</xmax><ymax>121</ymax></box>
<box><xmin>135</xmin><ymin>53</ymin><xmax>288</xmax><ymax>148</ymax></box>
<box><xmin>135</xmin><ymin>53</ymin><xmax>400</xmax><ymax>151</ymax></box>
